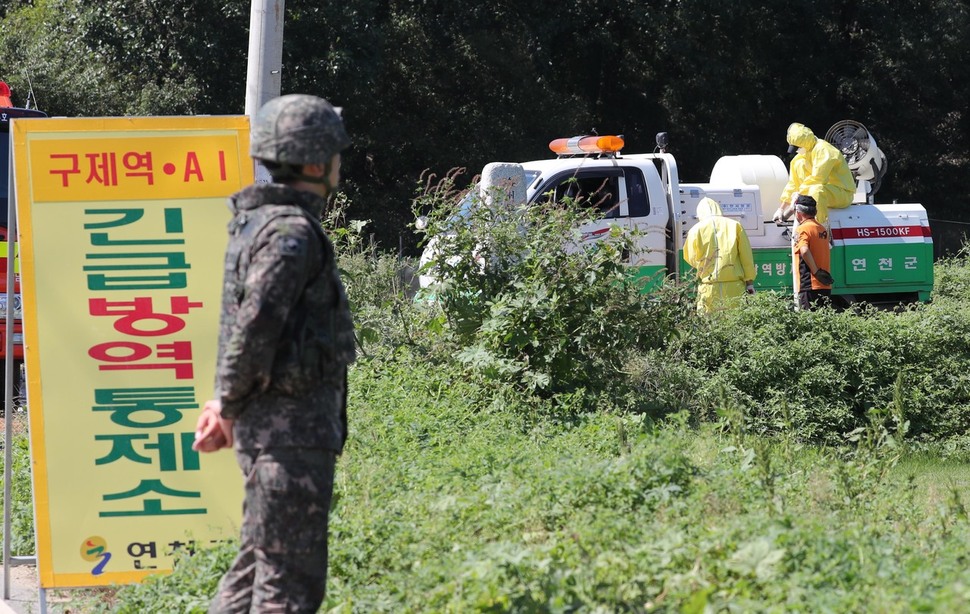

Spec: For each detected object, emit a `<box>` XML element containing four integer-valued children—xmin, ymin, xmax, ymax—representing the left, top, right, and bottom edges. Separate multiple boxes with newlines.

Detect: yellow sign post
<box><xmin>12</xmin><ymin>116</ymin><xmax>250</xmax><ymax>588</ymax></box>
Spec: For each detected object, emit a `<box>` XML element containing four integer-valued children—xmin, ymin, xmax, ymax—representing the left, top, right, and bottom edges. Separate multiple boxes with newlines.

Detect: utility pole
<box><xmin>245</xmin><ymin>0</ymin><xmax>285</xmax><ymax>115</ymax></box>
<box><xmin>245</xmin><ymin>0</ymin><xmax>285</xmax><ymax>182</ymax></box>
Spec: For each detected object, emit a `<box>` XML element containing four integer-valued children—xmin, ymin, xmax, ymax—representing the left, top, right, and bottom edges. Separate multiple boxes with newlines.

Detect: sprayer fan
<box><xmin>824</xmin><ymin>119</ymin><xmax>887</xmax><ymax>200</ymax></box>
<box><xmin>825</xmin><ymin>120</ymin><xmax>874</xmax><ymax>167</ymax></box>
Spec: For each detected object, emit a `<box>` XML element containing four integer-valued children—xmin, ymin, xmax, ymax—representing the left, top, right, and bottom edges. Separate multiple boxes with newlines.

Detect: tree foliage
<box><xmin>83</xmin><ymin>0</ymin><xmax>249</xmax><ymax>114</ymax></box>
<box><xmin>2</xmin><ymin>0</ymin><xmax>968</xmax><ymax>250</ymax></box>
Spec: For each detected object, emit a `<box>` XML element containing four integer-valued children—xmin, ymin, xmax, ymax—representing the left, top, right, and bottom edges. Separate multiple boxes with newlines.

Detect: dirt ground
<box><xmin>0</xmin><ymin>410</ymin><xmax>28</xmax><ymax>437</ymax></box>
<box><xmin>0</xmin><ymin>563</ymin><xmax>41</xmax><ymax>614</ymax></box>
<box><xmin>1</xmin><ymin>564</ymin><xmax>82</xmax><ymax>614</ymax></box>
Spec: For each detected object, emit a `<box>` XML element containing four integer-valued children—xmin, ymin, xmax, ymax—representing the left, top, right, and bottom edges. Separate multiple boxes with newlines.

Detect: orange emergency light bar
<box><xmin>549</xmin><ymin>135</ymin><xmax>625</xmax><ymax>156</ymax></box>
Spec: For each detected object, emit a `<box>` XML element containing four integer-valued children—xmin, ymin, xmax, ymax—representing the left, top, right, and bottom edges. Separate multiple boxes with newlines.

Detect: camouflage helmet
<box><xmin>250</xmin><ymin>94</ymin><xmax>350</xmax><ymax>166</ymax></box>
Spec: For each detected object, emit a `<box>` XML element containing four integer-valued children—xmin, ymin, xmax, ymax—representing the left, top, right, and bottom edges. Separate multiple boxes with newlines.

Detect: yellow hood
<box><xmin>696</xmin><ymin>197</ymin><xmax>723</xmax><ymax>219</ymax></box>
<box><xmin>787</xmin><ymin>122</ymin><xmax>817</xmax><ymax>150</ymax></box>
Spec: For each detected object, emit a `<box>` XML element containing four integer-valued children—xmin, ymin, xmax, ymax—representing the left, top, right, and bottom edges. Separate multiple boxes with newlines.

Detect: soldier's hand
<box><xmin>193</xmin><ymin>400</ymin><xmax>234</xmax><ymax>453</ymax></box>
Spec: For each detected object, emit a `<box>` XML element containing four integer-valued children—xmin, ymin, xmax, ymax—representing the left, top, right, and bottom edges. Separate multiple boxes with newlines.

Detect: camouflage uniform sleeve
<box><xmin>217</xmin><ymin>218</ymin><xmax>316</xmax><ymax>419</ymax></box>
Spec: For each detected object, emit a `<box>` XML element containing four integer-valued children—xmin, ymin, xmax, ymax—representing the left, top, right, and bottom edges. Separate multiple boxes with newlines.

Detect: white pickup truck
<box><xmin>420</xmin><ymin>127</ymin><xmax>933</xmax><ymax>306</ymax></box>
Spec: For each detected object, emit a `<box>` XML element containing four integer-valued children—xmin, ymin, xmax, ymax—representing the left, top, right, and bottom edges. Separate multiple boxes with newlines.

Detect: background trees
<box><xmin>2</xmin><ymin>0</ymin><xmax>968</xmax><ymax>252</ymax></box>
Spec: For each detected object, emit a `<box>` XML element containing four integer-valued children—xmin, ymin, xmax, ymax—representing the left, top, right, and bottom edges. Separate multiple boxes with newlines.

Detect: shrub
<box><xmin>325</xmin><ymin>192</ymin><xmax>429</xmax><ymax>359</ymax></box>
<box><xmin>413</xmin><ymin>170</ymin><xmax>685</xmax><ymax>397</ymax></box>
<box><xmin>636</xmin><ymin>287</ymin><xmax>970</xmax><ymax>446</ymax></box>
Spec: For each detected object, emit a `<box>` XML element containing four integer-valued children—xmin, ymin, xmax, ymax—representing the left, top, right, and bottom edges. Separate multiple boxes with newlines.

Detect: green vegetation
<box><xmin>0</xmin><ymin>412</ymin><xmax>34</xmax><ymax>556</ymax></box>
<box><xmin>413</xmin><ymin>175</ymin><xmax>681</xmax><ymax>395</ymax></box>
<box><xmin>67</xmin><ymin>195</ymin><xmax>970</xmax><ymax>612</ymax></box>
<box><xmin>95</xmin><ymin>355</ymin><xmax>970</xmax><ymax>613</ymax></box>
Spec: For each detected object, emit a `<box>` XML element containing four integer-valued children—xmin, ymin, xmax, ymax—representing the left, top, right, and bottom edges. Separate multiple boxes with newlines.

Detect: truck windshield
<box><xmin>450</xmin><ymin>170</ymin><xmax>540</xmax><ymax>223</ymax></box>
<box><xmin>0</xmin><ymin>108</ymin><xmax>48</xmax><ymax>228</ymax></box>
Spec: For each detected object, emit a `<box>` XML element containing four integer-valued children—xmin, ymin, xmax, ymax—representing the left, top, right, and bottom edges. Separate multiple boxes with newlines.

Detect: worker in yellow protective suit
<box><xmin>684</xmin><ymin>197</ymin><xmax>757</xmax><ymax>313</ymax></box>
<box><xmin>779</xmin><ymin>153</ymin><xmax>810</xmax><ymax>212</ymax></box>
<box><xmin>773</xmin><ymin>122</ymin><xmax>856</xmax><ymax>225</ymax></box>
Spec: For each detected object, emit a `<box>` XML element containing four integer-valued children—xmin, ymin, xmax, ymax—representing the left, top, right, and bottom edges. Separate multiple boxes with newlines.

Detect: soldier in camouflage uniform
<box><xmin>192</xmin><ymin>93</ymin><xmax>356</xmax><ymax>613</ymax></box>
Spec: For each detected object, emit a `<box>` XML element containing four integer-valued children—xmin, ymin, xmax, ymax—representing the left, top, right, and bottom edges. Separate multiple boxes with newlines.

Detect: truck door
<box><xmin>622</xmin><ymin>165</ymin><xmax>669</xmax><ymax>289</ymax></box>
<box><xmin>539</xmin><ymin>167</ymin><xmax>668</xmax><ymax>290</ymax></box>
<box><xmin>543</xmin><ymin>169</ymin><xmax>626</xmax><ymax>253</ymax></box>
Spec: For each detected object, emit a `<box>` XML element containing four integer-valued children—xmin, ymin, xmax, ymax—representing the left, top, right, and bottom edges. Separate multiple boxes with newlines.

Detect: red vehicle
<box><xmin>1</xmin><ymin>81</ymin><xmax>46</xmax><ymax>399</ymax></box>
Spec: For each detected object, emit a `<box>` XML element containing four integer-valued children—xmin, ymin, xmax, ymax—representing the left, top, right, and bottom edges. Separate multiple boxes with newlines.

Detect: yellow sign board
<box><xmin>12</xmin><ymin>116</ymin><xmax>251</xmax><ymax>588</ymax></box>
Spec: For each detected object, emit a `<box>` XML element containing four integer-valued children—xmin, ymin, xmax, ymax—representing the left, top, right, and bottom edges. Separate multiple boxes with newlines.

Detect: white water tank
<box><xmin>710</xmin><ymin>155</ymin><xmax>789</xmax><ymax>220</ymax></box>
